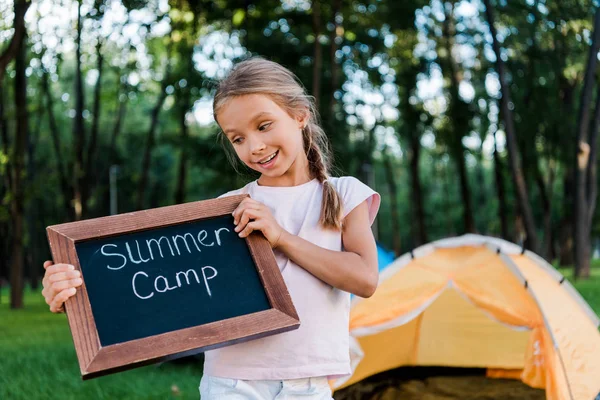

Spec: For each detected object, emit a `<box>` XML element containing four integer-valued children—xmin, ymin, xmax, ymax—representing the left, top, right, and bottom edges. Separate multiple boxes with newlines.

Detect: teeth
<box><xmin>259</xmin><ymin>152</ymin><xmax>277</xmax><ymax>164</ymax></box>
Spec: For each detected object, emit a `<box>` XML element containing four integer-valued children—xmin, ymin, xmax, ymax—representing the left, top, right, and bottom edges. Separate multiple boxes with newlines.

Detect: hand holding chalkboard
<box><xmin>46</xmin><ymin>195</ymin><xmax>299</xmax><ymax>379</ymax></box>
<box><xmin>232</xmin><ymin>197</ymin><xmax>286</xmax><ymax>246</ymax></box>
<box><xmin>41</xmin><ymin>260</ymin><xmax>82</xmax><ymax>313</ymax></box>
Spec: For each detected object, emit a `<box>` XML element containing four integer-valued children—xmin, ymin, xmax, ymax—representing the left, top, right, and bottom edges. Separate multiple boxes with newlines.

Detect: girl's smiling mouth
<box><xmin>257</xmin><ymin>150</ymin><xmax>279</xmax><ymax>168</ymax></box>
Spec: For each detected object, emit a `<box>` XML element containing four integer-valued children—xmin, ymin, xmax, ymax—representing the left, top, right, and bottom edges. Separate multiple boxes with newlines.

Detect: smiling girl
<box><xmin>42</xmin><ymin>57</ymin><xmax>381</xmax><ymax>399</ymax></box>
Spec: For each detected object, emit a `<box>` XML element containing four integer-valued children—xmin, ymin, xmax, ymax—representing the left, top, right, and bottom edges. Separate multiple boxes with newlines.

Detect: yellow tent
<box><xmin>332</xmin><ymin>235</ymin><xmax>600</xmax><ymax>400</ymax></box>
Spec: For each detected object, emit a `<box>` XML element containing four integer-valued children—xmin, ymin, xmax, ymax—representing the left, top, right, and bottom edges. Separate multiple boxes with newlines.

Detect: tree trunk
<box><xmin>25</xmin><ymin>81</ymin><xmax>44</xmax><ymax>290</ymax></box>
<box><xmin>574</xmin><ymin>8</ymin><xmax>600</xmax><ymax>279</ymax></box>
<box><xmin>41</xmin><ymin>70</ymin><xmax>73</xmax><ymax>219</ymax></box>
<box><xmin>475</xmin><ymin>139</ymin><xmax>487</xmax><ymax>234</ymax></box>
<box><xmin>0</xmin><ymin>80</ymin><xmax>9</xmax><ymax>305</ymax></box>
<box><xmin>580</xmin><ymin>86</ymin><xmax>600</xmax><ymax>270</ymax></box>
<box><xmin>329</xmin><ymin>0</ymin><xmax>342</xmax><ymax>116</ymax></box>
<box><xmin>455</xmin><ymin>143</ymin><xmax>476</xmax><ymax>233</ymax></box>
<box><xmin>409</xmin><ymin>134</ymin><xmax>428</xmax><ymax>245</ymax></box>
<box><xmin>483</xmin><ymin>0</ymin><xmax>540</xmax><ymax>254</ymax></box>
<box><xmin>0</xmin><ymin>79</ymin><xmax>13</xmax><ymax>202</ymax></box>
<box><xmin>174</xmin><ymin>103</ymin><xmax>189</xmax><ymax>204</ymax></box>
<box><xmin>587</xmin><ymin>86</ymin><xmax>600</xmax><ymax>229</ymax></box>
<box><xmin>109</xmin><ymin>71</ymin><xmax>127</xmax><ymax>163</ymax></box>
<box><xmin>72</xmin><ymin>0</ymin><xmax>86</xmax><ymax>220</ymax></box>
<box><xmin>534</xmin><ymin>163</ymin><xmax>552</xmax><ymax>260</ymax></box>
<box><xmin>442</xmin><ymin>2</ymin><xmax>475</xmax><ymax>234</ymax></box>
<box><xmin>523</xmin><ymin>4</ymin><xmax>553</xmax><ymax>260</ymax></box>
<box><xmin>555</xmin><ymin>32</ymin><xmax>576</xmax><ymax>266</ymax></box>
<box><xmin>175</xmin><ymin>11</ymin><xmax>198</xmax><ymax>205</ymax></box>
<box><xmin>137</xmin><ymin>38</ymin><xmax>173</xmax><ymax>210</ymax></box>
<box><xmin>83</xmin><ymin>38</ymin><xmax>104</xmax><ymax>215</ymax></box>
<box><xmin>0</xmin><ymin>0</ymin><xmax>30</xmax><ymax>82</ymax></box>
<box><xmin>560</xmin><ymin>171</ymin><xmax>575</xmax><ymax>265</ymax></box>
<box><xmin>0</xmin><ymin>222</ymin><xmax>9</xmax><ymax>304</ymax></box>
<box><xmin>10</xmin><ymin>0</ymin><xmax>29</xmax><ymax>308</ymax></box>
<box><xmin>137</xmin><ymin>90</ymin><xmax>167</xmax><ymax>210</ymax></box>
<box><xmin>382</xmin><ymin>148</ymin><xmax>401</xmax><ymax>255</ymax></box>
<box><xmin>311</xmin><ymin>0</ymin><xmax>322</xmax><ymax>109</ymax></box>
<box><xmin>493</xmin><ymin>130</ymin><xmax>509</xmax><ymax>240</ymax></box>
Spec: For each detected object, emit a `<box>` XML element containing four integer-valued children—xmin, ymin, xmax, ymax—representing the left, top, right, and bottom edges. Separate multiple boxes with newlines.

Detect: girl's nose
<box><xmin>251</xmin><ymin>139</ymin><xmax>266</xmax><ymax>154</ymax></box>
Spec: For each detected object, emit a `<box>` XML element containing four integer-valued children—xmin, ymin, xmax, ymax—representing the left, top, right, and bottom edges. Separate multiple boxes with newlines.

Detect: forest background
<box><xmin>2</xmin><ymin>0</ymin><xmax>600</xmax><ymax>309</ymax></box>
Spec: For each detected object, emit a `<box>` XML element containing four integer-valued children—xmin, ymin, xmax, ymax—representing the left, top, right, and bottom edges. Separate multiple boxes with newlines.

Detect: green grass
<box><xmin>0</xmin><ymin>288</ymin><xmax>204</xmax><ymax>400</ymax></box>
<box><xmin>1</xmin><ymin>262</ymin><xmax>598</xmax><ymax>400</ymax></box>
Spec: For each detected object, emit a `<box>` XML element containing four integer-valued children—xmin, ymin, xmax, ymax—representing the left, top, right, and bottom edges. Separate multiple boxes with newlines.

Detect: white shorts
<box><xmin>199</xmin><ymin>375</ymin><xmax>333</xmax><ymax>399</ymax></box>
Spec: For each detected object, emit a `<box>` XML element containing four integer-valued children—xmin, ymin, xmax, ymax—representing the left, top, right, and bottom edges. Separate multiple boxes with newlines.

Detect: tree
<box><xmin>438</xmin><ymin>1</ymin><xmax>476</xmax><ymax>234</ymax></box>
<box><xmin>483</xmin><ymin>0</ymin><xmax>540</xmax><ymax>254</ymax></box>
<box><xmin>573</xmin><ymin>7</ymin><xmax>600</xmax><ymax>279</ymax></box>
<box><xmin>3</xmin><ymin>0</ymin><xmax>32</xmax><ymax>309</ymax></box>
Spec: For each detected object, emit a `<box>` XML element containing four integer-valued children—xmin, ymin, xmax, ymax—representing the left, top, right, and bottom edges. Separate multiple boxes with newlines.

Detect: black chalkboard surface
<box><xmin>76</xmin><ymin>215</ymin><xmax>270</xmax><ymax>347</ymax></box>
<box><xmin>46</xmin><ymin>195</ymin><xmax>299</xmax><ymax>379</ymax></box>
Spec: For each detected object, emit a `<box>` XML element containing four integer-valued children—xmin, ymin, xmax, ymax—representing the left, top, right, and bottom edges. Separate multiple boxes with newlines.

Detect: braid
<box><xmin>304</xmin><ymin>124</ymin><xmax>343</xmax><ymax>230</ymax></box>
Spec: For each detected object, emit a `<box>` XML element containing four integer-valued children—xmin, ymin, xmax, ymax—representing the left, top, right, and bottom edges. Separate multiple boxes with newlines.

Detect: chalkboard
<box><xmin>46</xmin><ymin>195</ymin><xmax>299</xmax><ymax>379</ymax></box>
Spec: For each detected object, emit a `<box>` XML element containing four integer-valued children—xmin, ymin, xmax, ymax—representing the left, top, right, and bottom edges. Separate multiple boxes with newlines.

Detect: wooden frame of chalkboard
<box><xmin>46</xmin><ymin>194</ymin><xmax>299</xmax><ymax>380</ymax></box>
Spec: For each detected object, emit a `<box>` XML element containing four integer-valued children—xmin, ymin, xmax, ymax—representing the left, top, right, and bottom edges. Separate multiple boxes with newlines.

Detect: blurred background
<box><xmin>1</xmin><ymin>0</ymin><xmax>600</xmax><ymax>398</ymax></box>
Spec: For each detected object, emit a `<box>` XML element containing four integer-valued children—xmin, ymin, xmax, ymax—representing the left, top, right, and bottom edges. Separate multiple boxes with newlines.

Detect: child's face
<box><xmin>217</xmin><ymin>94</ymin><xmax>309</xmax><ymax>183</ymax></box>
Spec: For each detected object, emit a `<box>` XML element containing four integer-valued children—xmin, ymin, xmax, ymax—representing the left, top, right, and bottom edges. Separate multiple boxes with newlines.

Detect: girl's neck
<box><xmin>257</xmin><ymin>172</ymin><xmax>313</xmax><ymax>187</ymax></box>
<box><xmin>257</xmin><ymin>148</ymin><xmax>313</xmax><ymax>187</ymax></box>
<box><xmin>257</xmin><ymin>159</ymin><xmax>313</xmax><ymax>187</ymax></box>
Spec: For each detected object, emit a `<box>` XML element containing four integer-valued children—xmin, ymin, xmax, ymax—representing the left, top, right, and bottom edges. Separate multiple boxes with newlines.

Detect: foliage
<box><xmin>1</xmin><ymin>0</ymin><xmax>600</xmax><ymax>296</ymax></box>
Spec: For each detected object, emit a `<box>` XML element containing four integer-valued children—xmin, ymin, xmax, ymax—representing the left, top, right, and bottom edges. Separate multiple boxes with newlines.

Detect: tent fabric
<box><xmin>332</xmin><ymin>234</ymin><xmax>600</xmax><ymax>400</ymax></box>
<box><xmin>376</xmin><ymin>242</ymin><xmax>395</xmax><ymax>271</ymax></box>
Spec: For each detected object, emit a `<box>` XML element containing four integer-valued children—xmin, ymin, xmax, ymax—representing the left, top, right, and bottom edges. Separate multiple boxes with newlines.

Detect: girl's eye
<box><xmin>258</xmin><ymin>123</ymin><xmax>272</xmax><ymax>131</ymax></box>
<box><xmin>232</xmin><ymin>137</ymin><xmax>243</xmax><ymax>144</ymax></box>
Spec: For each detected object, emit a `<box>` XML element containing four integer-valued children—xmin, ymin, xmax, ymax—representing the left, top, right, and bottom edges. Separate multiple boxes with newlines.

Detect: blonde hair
<box><xmin>213</xmin><ymin>57</ymin><xmax>343</xmax><ymax>230</ymax></box>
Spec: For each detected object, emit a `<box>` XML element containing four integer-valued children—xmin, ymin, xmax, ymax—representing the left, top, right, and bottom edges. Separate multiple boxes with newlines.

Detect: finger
<box><xmin>45</xmin><ymin>263</ymin><xmax>75</xmax><ymax>276</ymax></box>
<box><xmin>48</xmin><ymin>270</ymin><xmax>81</xmax><ymax>284</ymax></box>
<box><xmin>239</xmin><ymin>221</ymin><xmax>259</xmax><ymax>238</ymax></box>
<box><xmin>232</xmin><ymin>199</ymin><xmax>262</xmax><ymax>221</ymax></box>
<box><xmin>50</xmin><ymin>277</ymin><xmax>83</xmax><ymax>294</ymax></box>
<box><xmin>232</xmin><ymin>198</ymin><xmax>252</xmax><ymax>218</ymax></box>
<box><xmin>49</xmin><ymin>288</ymin><xmax>76</xmax><ymax>313</ymax></box>
<box><xmin>44</xmin><ymin>270</ymin><xmax>80</xmax><ymax>302</ymax></box>
<box><xmin>44</xmin><ymin>264</ymin><xmax>73</xmax><ymax>293</ymax></box>
<box><xmin>235</xmin><ymin>208</ymin><xmax>259</xmax><ymax>232</ymax></box>
<box><xmin>43</xmin><ymin>260</ymin><xmax>54</xmax><ymax>269</ymax></box>
<box><xmin>233</xmin><ymin>204</ymin><xmax>250</xmax><ymax>225</ymax></box>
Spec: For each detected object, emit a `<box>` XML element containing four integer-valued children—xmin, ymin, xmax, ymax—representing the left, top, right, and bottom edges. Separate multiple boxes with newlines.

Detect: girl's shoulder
<box><xmin>328</xmin><ymin>176</ymin><xmax>380</xmax><ymax>223</ymax></box>
<box><xmin>327</xmin><ymin>176</ymin><xmax>369</xmax><ymax>194</ymax></box>
<box><xmin>217</xmin><ymin>181</ymin><xmax>253</xmax><ymax>199</ymax></box>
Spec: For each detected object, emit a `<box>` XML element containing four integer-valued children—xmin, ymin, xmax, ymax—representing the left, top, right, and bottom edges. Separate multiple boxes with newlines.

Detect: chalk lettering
<box><xmin>132</xmin><ymin>267</ymin><xmax>218</xmax><ymax>299</ymax></box>
<box><xmin>155</xmin><ymin>275</ymin><xmax>177</xmax><ymax>293</ymax></box>
<box><xmin>101</xmin><ymin>244</ymin><xmax>127</xmax><ymax>270</ymax></box>
<box><xmin>101</xmin><ymin>227</ymin><xmax>232</xmax><ymax>268</ymax></box>
<box><xmin>172</xmin><ymin>233</ymin><xmax>201</xmax><ymax>255</ymax></box>
<box><xmin>126</xmin><ymin>240</ymin><xmax>151</xmax><ymax>264</ymax></box>
<box><xmin>215</xmin><ymin>228</ymin><xmax>229</xmax><ymax>246</ymax></box>
<box><xmin>132</xmin><ymin>271</ymin><xmax>154</xmax><ymax>299</ymax></box>
<box><xmin>175</xmin><ymin>269</ymin><xmax>201</xmax><ymax>286</ymax></box>
<box><xmin>146</xmin><ymin>236</ymin><xmax>175</xmax><ymax>259</ymax></box>
<box><xmin>197</xmin><ymin>230</ymin><xmax>214</xmax><ymax>246</ymax></box>
<box><xmin>201</xmin><ymin>266</ymin><xmax>218</xmax><ymax>297</ymax></box>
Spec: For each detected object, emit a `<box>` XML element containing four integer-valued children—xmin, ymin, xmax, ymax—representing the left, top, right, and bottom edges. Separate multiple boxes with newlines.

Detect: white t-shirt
<box><xmin>203</xmin><ymin>176</ymin><xmax>380</xmax><ymax>380</ymax></box>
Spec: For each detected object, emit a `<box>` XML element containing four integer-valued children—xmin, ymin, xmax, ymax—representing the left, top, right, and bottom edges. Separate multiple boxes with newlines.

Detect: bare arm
<box><xmin>276</xmin><ymin>200</ymin><xmax>378</xmax><ymax>298</ymax></box>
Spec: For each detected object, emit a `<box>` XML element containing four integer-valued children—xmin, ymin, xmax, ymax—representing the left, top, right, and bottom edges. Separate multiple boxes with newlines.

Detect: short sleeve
<box><xmin>332</xmin><ymin>176</ymin><xmax>380</xmax><ymax>226</ymax></box>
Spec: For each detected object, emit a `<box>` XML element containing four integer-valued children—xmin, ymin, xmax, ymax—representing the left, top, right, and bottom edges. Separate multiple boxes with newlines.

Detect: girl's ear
<box><xmin>296</xmin><ymin>108</ymin><xmax>309</xmax><ymax>129</ymax></box>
